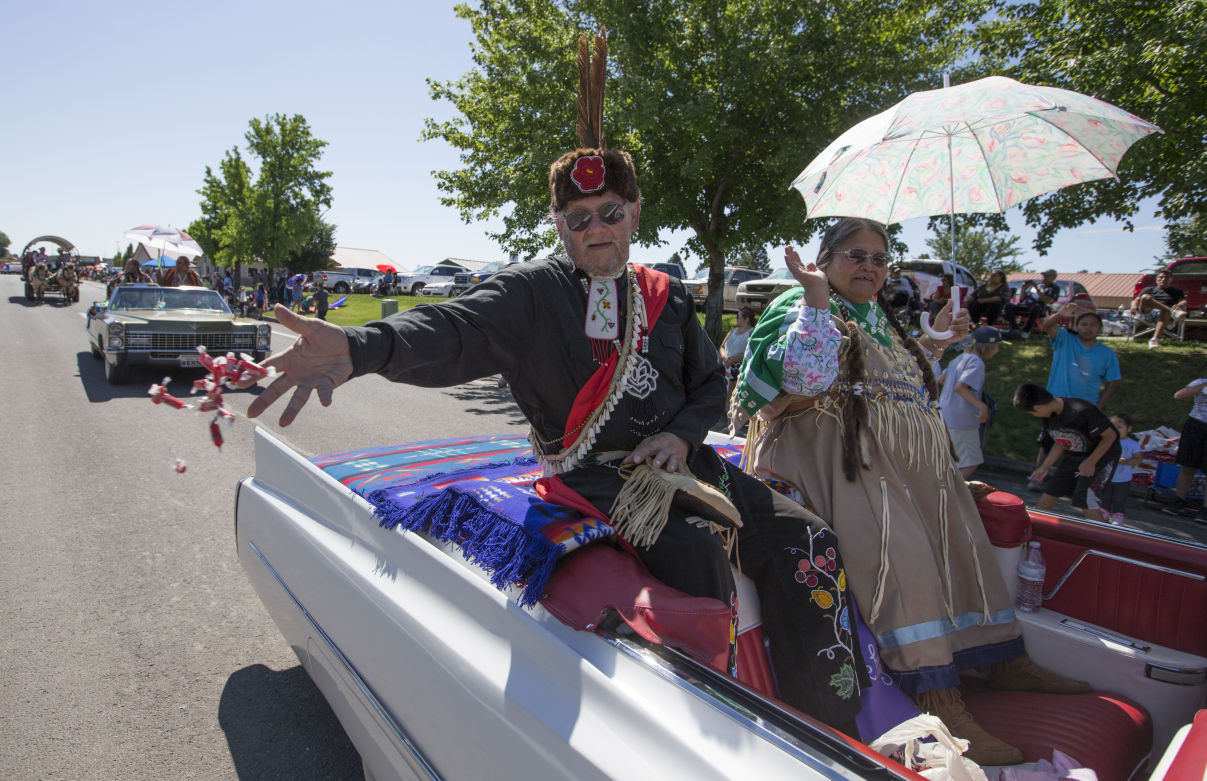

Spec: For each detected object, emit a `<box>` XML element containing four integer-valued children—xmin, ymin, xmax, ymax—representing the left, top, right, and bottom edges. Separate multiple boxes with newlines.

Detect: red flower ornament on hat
<box><xmin>571</xmin><ymin>155</ymin><xmax>606</xmax><ymax>193</ymax></box>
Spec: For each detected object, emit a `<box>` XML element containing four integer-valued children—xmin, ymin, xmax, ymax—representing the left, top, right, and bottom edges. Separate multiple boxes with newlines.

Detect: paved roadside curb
<box><xmin>980</xmin><ymin>452</ymin><xmax>1156</xmax><ymax>501</ymax></box>
<box><xmin>983</xmin><ymin>453</ymin><xmax>1032</xmax><ymax>475</ymax></box>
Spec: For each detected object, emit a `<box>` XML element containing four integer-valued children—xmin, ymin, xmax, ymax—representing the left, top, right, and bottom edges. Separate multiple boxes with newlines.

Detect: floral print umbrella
<box><xmin>792</xmin><ymin>76</ymin><xmax>1161</xmax><ymax>224</ymax></box>
<box><xmin>123</xmin><ymin>225</ymin><xmax>205</xmax><ymax>262</ymax></box>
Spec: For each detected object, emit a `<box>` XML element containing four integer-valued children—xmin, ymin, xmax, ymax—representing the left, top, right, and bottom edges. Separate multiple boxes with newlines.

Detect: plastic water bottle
<box><xmin>1015</xmin><ymin>541</ymin><xmax>1046</xmax><ymax>613</ymax></box>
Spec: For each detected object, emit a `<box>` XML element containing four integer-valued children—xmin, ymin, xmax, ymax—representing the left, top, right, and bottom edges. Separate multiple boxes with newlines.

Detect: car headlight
<box><xmin>107</xmin><ymin>322</ymin><xmax>124</xmax><ymax>349</ymax></box>
<box><xmin>256</xmin><ymin>324</ymin><xmax>271</xmax><ymax>349</ymax></box>
<box><xmin>470</xmin><ymin>274</ymin><xmax>482</xmax><ymax>283</ymax></box>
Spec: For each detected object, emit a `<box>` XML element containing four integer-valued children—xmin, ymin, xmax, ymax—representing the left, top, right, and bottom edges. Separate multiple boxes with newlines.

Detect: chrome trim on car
<box><xmin>123</xmin><ymin>331</ymin><xmax>256</xmax><ymax>351</ymax></box>
<box><xmin>1043</xmin><ymin>548</ymin><xmax>1205</xmax><ymax>601</ymax></box>
<box><xmin>1146</xmin><ymin>662</ymin><xmax>1207</xmax><ymax>686</ymax></box>
<box><xmin>1057</xmin><ymin>618</ymin><xmax>1152</xmax><ymax>652</ymax></box>
<box><xmin>245</xmin><ymin>540</ymin><xmax>442</xmax><ymax>781</ymax></box>
<box><xmin>602</xmin><ymin>634</ymin><xmax>903</xmax><ymax>781</ymax></box>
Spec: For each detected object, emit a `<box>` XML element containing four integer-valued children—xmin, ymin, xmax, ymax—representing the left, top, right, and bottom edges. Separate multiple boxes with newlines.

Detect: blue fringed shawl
<box><xmin>366</xmin><ymin>461</ymin><xmax>615</xmax><ymax>607</ymax></box>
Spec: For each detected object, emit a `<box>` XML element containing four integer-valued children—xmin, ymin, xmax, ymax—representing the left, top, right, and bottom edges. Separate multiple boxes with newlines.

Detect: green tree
<box><xmin>286</xmin><ymin>218</ymin><xmax>338</xmax><ymax>272</ymax></box>
<box><xmin>194</xmin><ymin>114</ymin><xmax>333</xmax><ymax>272</ymax></box>
<box><xmin>424</xmin><ymin>0</ymin><xmax>991</xmax><ymax>339</ymax></box>
<box><xmin>1162</xmin><ymin>213</ymin><xmax>1207</xmax><ymax>261</ymax></box>
<box><xmin>121</xmin><ymin>243</ymin><xmax>135</xmax><ymax>263</ymax></box>
<box><xmin>925</xmin><ymin>221</ymin><xmax>1027</xmax><ymax>279</ymax></box>
<box><xmin>666</xmin><ymin>251</ymin><xmax>686</xmax><ymax>278</ymax></box>
<box><xmin>190</xmin><ymin>147</ymin><xmax>254</xmax><ymax>269</ymax></box>
<box><xmin>0</xmin><ymin>230</ymin><xmax>10</xmax><ymax>257</ymax></box>
<box><xmin>975</xmin><ymin>0</ymin><xmax>1207</xmax><ymax>252</ymax></box>
<box><xmin>728</xmin><ymin>246</ymin><xmax>771</xmax><ymax>272</ymax></box>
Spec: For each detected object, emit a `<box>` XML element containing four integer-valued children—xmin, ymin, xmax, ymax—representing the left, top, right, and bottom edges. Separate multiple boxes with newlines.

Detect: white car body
<box><xmin>236</xmin><ymin>428</ymin><xmax>1206</xmax><ymax>780</ymax></box>
<box><xmin>235</xmin><ymin>429</ymin><xmax>902</xmax><ymax>780</ymax></box>
<box><xmin>419</xmin><ymin>279</ymin><xmax>455</xmax><ymax>297</ymax></box>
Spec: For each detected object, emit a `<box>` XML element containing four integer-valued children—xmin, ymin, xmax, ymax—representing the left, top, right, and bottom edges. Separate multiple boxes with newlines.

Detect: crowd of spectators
<box><xmin>911</xmin><ymin>261</ymin><xmax>1206</xmax><ymax>526</ymax></box>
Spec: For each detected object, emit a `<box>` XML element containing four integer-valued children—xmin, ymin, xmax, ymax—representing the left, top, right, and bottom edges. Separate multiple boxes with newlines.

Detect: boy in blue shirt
<box><xmin>1044</xmin><ymin>305</ymin><xmax>1121</xmax><ymax>406</ymax></box>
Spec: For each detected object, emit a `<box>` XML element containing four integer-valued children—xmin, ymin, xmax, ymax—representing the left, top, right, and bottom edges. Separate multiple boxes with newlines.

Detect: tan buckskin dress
<box><xmin>748</xmin><ymin>317</ymin><xmax>1022</xmax><ymax>694</ymax></box>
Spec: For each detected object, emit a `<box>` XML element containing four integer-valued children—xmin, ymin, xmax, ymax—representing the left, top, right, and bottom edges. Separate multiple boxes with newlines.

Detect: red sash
<box><xmin>561</xmin><ymin>264</ymin><xmax>671</xmax><ymax>448</ymax></box>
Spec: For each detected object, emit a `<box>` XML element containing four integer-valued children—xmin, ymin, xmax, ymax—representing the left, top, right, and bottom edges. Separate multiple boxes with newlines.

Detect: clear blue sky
<box><xmin>2</xmin><ymin>1</ymin><xmax>1168</xmax><ymax>275</ymax></box>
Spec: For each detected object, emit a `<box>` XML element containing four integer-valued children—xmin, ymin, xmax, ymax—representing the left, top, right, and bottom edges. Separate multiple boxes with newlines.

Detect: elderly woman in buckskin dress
<box><xmin>735</xmin><ymin>217</ymin><xmax>1090</xmax><ymax>764</ymax></box>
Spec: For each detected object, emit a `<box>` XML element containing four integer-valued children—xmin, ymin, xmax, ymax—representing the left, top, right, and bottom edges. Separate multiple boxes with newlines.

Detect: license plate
<box><xmin>179</xmin><ymin>354</ymin><xmax>201</xmax><ymax>367</ymax></box>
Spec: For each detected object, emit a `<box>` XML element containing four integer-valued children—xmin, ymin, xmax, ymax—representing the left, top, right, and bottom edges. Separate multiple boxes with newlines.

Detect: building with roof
<box><xmin>436</xmin><ymin>257</ymin><xmax>494</xmax><ymax>272</ymax></box>
<box><xmin>1007</xmin><ymin>271</ymin><xmax>1142</xmax><ymax>310</ymax></box>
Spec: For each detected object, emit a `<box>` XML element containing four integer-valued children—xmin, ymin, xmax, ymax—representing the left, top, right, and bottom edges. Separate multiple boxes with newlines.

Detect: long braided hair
<box><xmin>816</xmin><ymin>218</ymin><xmax>939</xmax><ymax>481</ymax></box>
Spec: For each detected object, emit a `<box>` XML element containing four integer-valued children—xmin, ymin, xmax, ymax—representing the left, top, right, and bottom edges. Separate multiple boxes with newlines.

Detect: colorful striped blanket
<box><xmin>312</xmin><ymin>436</ymin><xmax>749</xmax><ymax>606</ymax></box>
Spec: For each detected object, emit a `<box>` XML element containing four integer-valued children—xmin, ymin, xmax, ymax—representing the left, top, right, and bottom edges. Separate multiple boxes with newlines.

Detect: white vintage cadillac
<box><xmin>235</xmin><ymin>428</ymin><xmax>1207</xmax><ymax>781</ymax></box>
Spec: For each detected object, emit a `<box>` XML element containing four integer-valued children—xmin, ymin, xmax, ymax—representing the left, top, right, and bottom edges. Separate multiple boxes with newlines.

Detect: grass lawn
<box><xmin>292</xmin><ymin>293</ymin><xmax>452</xmax><ymax>326</ymax></box>
<box><xmin>975</xmin><ymin>336</ymin><xmax>1207</xmax><ymax>462</ymax></box>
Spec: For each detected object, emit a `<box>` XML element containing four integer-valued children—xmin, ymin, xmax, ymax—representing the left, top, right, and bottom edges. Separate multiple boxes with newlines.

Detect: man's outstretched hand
<box><xmin>238</xmin><ymin>304</ymin><xmax>355</xmax><ymax>427</ymax></box>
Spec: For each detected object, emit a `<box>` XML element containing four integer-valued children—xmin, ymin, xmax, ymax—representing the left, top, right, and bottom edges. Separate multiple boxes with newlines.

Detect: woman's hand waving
<box><xmin>785</xmin><ymin>246</ymin><xmax>830</xmax><ymax>309</ymax></box>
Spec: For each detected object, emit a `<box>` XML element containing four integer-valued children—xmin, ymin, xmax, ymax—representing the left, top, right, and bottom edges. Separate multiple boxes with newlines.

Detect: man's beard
<box><xmin>565</xmin><ymin>240</ymin><xmax>629</xmax><ymax>279</ymax></box>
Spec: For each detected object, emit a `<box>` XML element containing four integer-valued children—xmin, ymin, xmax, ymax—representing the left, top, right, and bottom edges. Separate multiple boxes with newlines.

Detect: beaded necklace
<box><xmin>530</xmin><ymin>264</ymin><xmax>651</xmax><ymax>475</ymax></box>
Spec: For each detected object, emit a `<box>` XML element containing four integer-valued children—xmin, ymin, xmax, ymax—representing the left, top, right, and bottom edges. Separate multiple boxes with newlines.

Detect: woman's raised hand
<box><xmin>785</xmin><ymin>246</ymin><xmax>830</xmax><ymax>309</ymax></box>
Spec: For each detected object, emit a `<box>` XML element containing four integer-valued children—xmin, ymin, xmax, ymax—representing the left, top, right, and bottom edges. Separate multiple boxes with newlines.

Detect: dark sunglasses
<box><xmin>830</xmin><ymin>248</ymin><xmax>892</xmax><ymax>268</ymax></box>
<box><xmin>562</xmin><ymin>202</ymin><xmax>626</xmax><ymax>231</ymax></box>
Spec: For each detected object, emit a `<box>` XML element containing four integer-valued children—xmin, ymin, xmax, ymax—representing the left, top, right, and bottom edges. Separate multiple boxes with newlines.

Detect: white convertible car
<box><xmin>235</xmin><ymin>429</ymin><xmax>1207</xmax><ymax>781</ymax></box>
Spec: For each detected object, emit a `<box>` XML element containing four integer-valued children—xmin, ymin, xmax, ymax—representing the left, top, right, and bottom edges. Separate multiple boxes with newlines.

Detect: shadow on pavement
<box><xmin>446</xmin><ymin>381</ymin><xmax>527</xmax><ymax>424</ymax></box>
<box><xmin>74</xmin><ymin>353</ymin><xmax>265</xmax><ymax>403</ymax></box>
<box><xmin>219</xmin><ymin>664</ymin><xmax>361</xmax><ymax>781</ymax></box>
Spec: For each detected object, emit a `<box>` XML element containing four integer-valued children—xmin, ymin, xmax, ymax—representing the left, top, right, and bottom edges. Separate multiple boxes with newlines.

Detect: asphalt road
<box><xmin>0</xmin><ymin>274</ymin><xmax>526</xmax><ymax>780</ymax></box>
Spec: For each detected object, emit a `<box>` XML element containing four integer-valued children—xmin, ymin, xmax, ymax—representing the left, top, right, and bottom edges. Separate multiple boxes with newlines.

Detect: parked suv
<box><xmin>686</xmin><ymin>266</ymin><xmax>770</xmax><ymax>312</ymax></box>
<box><xmin>397</xmin><ymin>264</ymin><xmax>466</xmax><ymax>296</ymax></box>
<box><xmin>736</xmin><ymin>268</ymin><xmax>798</xmax><ymax>313</ymax></box>
<box><xmin>1134</xmin><ymin>257</ymin><xmax>1207</xmax><ymax>312</ymax></box>
<box><xmin>633</xmin><ymin>260</ymin><xmax>686</xmax><ymax>280</ymax></box>
<box><xmin>314</xmin><ymin>267</ymin><xmax>381</xmax><ymax>294</ymax></box>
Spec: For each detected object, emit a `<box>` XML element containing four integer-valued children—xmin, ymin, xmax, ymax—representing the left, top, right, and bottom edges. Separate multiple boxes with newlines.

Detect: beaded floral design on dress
<box><xmin>787</xmin><ymin>529</ymin><xmax>859</xmax><ymax>699</ymax></box>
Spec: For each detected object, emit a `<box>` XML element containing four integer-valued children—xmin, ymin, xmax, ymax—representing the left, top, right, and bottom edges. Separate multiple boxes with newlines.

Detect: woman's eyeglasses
<box><xmin>561</xmin><ymin>202</ymin><xmax>626</xmax><ymax>231</ymax></box>
<box><xmin>831</xmin><ymin>248</ymin><xmax>892</xmax><ymax>268</ymax></box>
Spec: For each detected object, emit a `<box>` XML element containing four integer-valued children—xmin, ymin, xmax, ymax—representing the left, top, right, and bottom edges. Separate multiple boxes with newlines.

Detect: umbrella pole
<box><xmin>943</xmin><ymin>72</ymin><xmax>957</xmax><ymax>274</ymax></box>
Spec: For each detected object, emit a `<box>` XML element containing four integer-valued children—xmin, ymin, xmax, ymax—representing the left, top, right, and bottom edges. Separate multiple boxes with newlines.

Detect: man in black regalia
<box><xmin>241</xmin><ymin>31</ymin><xmax>866</xmax><ymax>733</ymax></box>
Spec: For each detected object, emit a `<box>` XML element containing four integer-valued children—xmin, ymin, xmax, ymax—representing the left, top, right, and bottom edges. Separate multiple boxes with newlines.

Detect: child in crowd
<box><xmin>254</xmin><ymin>283</ymin><xmax>267</xmax><ymax>318</ymax></box>
<box><xmin>939</xmin><ymin>326</ymin><xmax>1006</xmax><ymax>478</ymax></box>
<box><xmin>314</xmin><ymin>283</ymin><xmax>330</xmax><ymax>321</ymax></box>
<box><xmin>1014</xmin><ymin>383</ymin><xmax>1120</xmax><ymax>523</ymax></box>
<box><xmin>1161</xmin><ymin>378</ymin><xmax>1207</xmax><ymax>522</ymax></box>
<box><xmin>1102</xmin><ymin>413</ymin><xmax>1143</xmax><ymax>525</ymax></box>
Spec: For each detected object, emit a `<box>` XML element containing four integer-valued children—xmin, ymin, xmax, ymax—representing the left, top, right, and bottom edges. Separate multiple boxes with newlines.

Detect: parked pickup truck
<box><xmin>450</xmin><ymin>260</ymin><xmax>516</xmax><ymax>296</ymax></box>
<box><xmin>314</xmin><ymin>267</ymin><xmax>381</xmax><ymax>294</ymax></box>
<box><xmin>235</xmin><ymin>427</ymin><xmax>1197</xmax><ymax>781</ymax></box>
<box><xmin>686</xmin><ymin>266</ymin><xmax>769</xmax><ymax>312</ymax></box>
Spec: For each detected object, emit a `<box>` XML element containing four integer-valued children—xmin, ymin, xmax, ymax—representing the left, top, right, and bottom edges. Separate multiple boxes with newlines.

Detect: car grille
<box><xmin>454</xmin><ymin>273</ymin><xmax>470</xmax><ymax>284</ymax></box>
<box><xmin>125</xmin><ymin>331</ymin><xmax>255</xmax><ymax>351</ymax></box>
